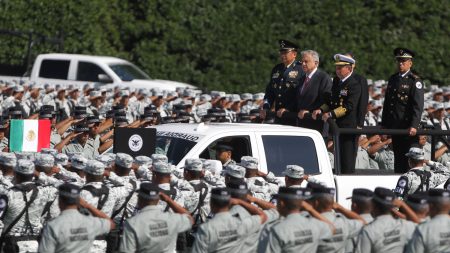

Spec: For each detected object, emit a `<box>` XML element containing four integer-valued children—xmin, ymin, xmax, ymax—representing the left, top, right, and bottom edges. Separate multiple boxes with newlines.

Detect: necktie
<box><xmin>301</xmin><ymin>76</ymin><xmax>311</xmax><ymax>95</ymax></box>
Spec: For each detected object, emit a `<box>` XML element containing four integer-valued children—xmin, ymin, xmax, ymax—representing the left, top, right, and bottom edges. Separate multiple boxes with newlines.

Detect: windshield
<box><xmin>109</xmin><ymin>63</ymin><xmax>150</xmax><ymax>81</ymax></box>
<box><xmin>155</xmin><ymin>136</ymin><xmax>197</xmax><ymax>165</ymax></box>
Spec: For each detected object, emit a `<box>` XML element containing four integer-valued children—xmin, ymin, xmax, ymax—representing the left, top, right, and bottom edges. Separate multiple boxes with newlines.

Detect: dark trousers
<box><xmin>392</xmin><ymin>135</ymin><xmax>414</xmax><ymax>174</ymax></box>
<box><xmin>297</xmin><ymin>118</ymin><xmax>324</xmax><ymax>133</ymax></box>
<box><xmin>339</xmin><ymin>134</ymin><xmax>358</xmax><ymax>174</ymax></box>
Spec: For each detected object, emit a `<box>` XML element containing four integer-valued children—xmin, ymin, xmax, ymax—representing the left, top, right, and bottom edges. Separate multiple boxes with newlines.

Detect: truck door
<box><xmin>255</xmin><ymin>132</ymin><xmax>334</xmax><ymax>187</ymax></box>
<box><xmin>38</xmin><ymin>59</ymin><xmax>70</xmax><ymax>80</ymax></box>
<box><xmin>75</xmin><ymin>61</ymin><xmax>109</xmax><ymax>82</ymax></box>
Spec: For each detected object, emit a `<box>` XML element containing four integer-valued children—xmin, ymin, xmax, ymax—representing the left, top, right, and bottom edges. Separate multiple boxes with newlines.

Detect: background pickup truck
<box><xmin>0</xmin><ymin>53</ymin><xmax>196</xmax><ymax>91</ymax></box>
<box><xmin>152</xmin><ymin>122</ymin><xmax>401</xmax><ymax>207</ymax></box>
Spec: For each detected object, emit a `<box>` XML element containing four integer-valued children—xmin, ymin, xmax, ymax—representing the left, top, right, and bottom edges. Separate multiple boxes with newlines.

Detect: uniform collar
<box><xmin>61</xmin><ymin>209</ymin><xmax>80</xmax><ymax>216</ymax></box>
<box><xmin>375</xmin><ymin>214</ymin><xmax>393</xmax><ymax>221</ymax></box>
<box><xmin>140</xmin><ymin>205</ymin><xmax>162</xmax><ymax>213</ymax></box>
<box><xmin>400</xmin><ymin>70</ymin><xmax>411</xmax><ymax>78</ymax></box>
<box><xmin>341</xmin><ymin>71</ymin><xmax>353</xmax><ymax>83</ymax></box>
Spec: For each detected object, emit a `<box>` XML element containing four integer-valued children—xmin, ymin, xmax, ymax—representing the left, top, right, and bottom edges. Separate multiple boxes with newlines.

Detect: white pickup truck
<box><xmin>1</xmin><ymin>53</ymin><xmax>196</xmax><ymax>91</ymax></box>
<box><xmin>152</xmin><ymin>122</ymin><xmax>401</xmax><ymax>207</ymax></box>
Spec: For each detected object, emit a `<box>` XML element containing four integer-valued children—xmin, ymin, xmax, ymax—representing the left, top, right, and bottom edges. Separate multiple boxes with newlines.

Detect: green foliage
<box><xmin>0</xmin><ymin>0</ymin><xmax>448</xmax><ymax>92</ymax></box>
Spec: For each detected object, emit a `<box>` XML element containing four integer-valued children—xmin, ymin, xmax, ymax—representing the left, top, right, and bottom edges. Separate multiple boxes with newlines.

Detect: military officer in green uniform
<box><xmin>262</xmin><ymin>187</ymin><xmax>332</xmax><ymax>253</ymax></box>
<box><xmin>38</xmin><ymin>183</ymin><xmax>115</xmax><ymax>253</ymax></box>
<box><xmin>355</xmin><ymin>187</ymin><xmax>418</xmax><ymax>253</ymax></box>
<box><xmin>261</xmin><ymin>39</ymin><xmax>305</xmax><ymax>126</ymax></box>
<box><xmin>191</xmin><ymin>187</ymin><xmax>267</xmax><ymax>252</ymax></box>
<box><xmin>406</xmin><ymin>189</ymin><xmax>450</xmax><ymax>253</ymax></box>
<box><xmin>119</xmin><ymin>182</ymin><xmax>193</xmax><ymax>253</ymax></box>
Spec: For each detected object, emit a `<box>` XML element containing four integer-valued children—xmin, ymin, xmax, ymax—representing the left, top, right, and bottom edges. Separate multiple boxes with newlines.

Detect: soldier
<box><xmin>178</xmin><ymin>159</ymin><xmax>210</xmax><ymax>226</ymax></box>
<box><xmin>22</xmin><ymin>83</ymin><xmax>42</xmax><ymax>117</ymax></box>
<box><xmin>381</xmin><ymin>48</ymin><xmax>424</xmax><ymax>174</ymax></box>
<box><xmin>241</xmin><ymin>156</ymin><xmax>276</xmax><ymax>201</ymax></box>
<box><xmin>261</xmin><ymin>39</ymin><xmax>304</xmax><ymax>126</ymax></box>
<box><xmin>0</xmin><ymin>160</ymin><xmax>58</xmax><ymax>253</ymax></box>
<box><xmin>314</xmin><ymin>54</ymin><xmax>363</xmax><ymax>174</ymax></box>
<box><xmin>405</xmin><ymin>193</ymin><xmax>430</xmax><ymax>223</ymax></box>
<box><xmin>345</xmin><ymin>188</ymin><xmax>374</xmax><ymax>253</ymax></box>
<box><xmin>406</xmin><ymin>189</ymin><xmax>450</xmax><ymax>252</ymax></box>
<box><xmin>107</xmin><ymin>153</ymin><xmax>139</xmax><ymax>227</ymax></box>
<box><xmin>355</xmin><ymin>187</ymin><xmax>419</xmax><ymax>253</ymax></box>
<box><xmin>306</xmin><ymin>183</ymin><xmax>365</xmax><ymax>253</ymax></box>
<box><xmin>58</xmin><ymin>123</ymin><xmax>96</xmax><ymax>159</ymax></box>
<box><xmin>368</xmin><ymin>135</ymin><xmax>395</xmax><ymax>171</ymax></box>
<box><xmin>67</xmin><ymin>154</ymin><xmax>88</xmax><ymax>186</ymax></box>
<box><xmin>38</xmin><ymin>183</ymin><xmax>115</xmax><ymax>253</ymax></box>
<box><xmin>224</xmin><ymin>164</ymin><xmax>246</xmax><ymax>184</ymax></box>
<box><xmin>283</xmin><ymin>165</ymin><xmax>316</xmax><ymax>188</ymax></box>
<box><xmin>152</xmin><ymin>162</ymin><xmax>185</xmax><ymax>210</ymax></box>
<box><xmin>0</xmin><ymin>118</ymin><xmax>8</xmax><ymax>152</ymax></box>
<box><xmin>133</xmin><ymin>156</ymin><xmax>153</xmax><ymax>181</ymax></box>
<box><xmin>214</xmin><ymin>142</ymin><xmax>236</xmax><ymax>168</ymax></box>
<box><xmin>394</xmin><ymin>147</ymin><xmax>450</xmax><ymax>199</ymax></box>
<box><xmin>80</xmin><ymin>160</ymin><xmax>130</xmax><ymax>253</ymax></box>
<box><xmin>86</xmin><ymin>115</ymin><xmax>102</xmax><ymax>157</ymax></box>
<box><xmin>262</xmin><ymin>187</ymin><xmax>332</xmax><ymax>253</ymax></box>
<box><xmin>118</xmin><ymin>183</ymin><xmax>193</xmax><ymax>252</ymax></box>
<box><xmin>0</xmin><ymin>153</ymin><xmax>15</xmax><ymax>191</ymax></box>
<box><xmin>226</xmin><ymin>180</ymin><xmax>277</xmax><ymax>253</ymax></box>
<box><xmin>191</xmin><ymin>187</ymin><xmax>267</xmax><ymax>252</ymax></box>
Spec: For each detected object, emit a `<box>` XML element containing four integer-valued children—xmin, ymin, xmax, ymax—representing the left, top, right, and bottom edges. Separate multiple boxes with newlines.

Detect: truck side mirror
<box><xmin>98</xmin><ymin>74</ymin><xmax>112</xmax><ymax>83</ymax></box>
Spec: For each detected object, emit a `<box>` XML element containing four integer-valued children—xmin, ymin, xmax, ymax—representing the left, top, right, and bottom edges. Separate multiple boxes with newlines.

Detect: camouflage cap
<box><xmin>71</xmin><ymin>154</ymin><xmax>88</xmax><ymax>170</ymax></box>
<box><xmin>405</xmin><ymin>147</ymin><xmax>425</xmax><ymax>160</ymax></box>
<box><xmin>96</xmin><ymin>155</ymin><xmax>114</xmax><ymax>168</ymax></box>
<box><xmin>184</xmin><ymin>158</ymin><xmax>203</xmax><ymax>171</ymax></box>
<box><xmin>15</xmin><ymin>159</ymin><xmax>35</xmax><ymax>175</ymax></box>
<box><xmin>85</xmin><ymin>160</ymin><xmax>105</xmax><ymax>176</ymax></box>
<box><xmin>283</xmin><ymin>165</ymin><xmax>304</xmax><ymax>179</ymax></box>
<box><xmin>203</xmin><ymin>160</ymin><xmax>222</xmax><ymax>175</ymax></box>
<box><xmin>225</xmin><ymin>164</ymin><xmax>246</xmax><ymax>179</ymax></box>
<box><xmin>134</xmin><ymin>156</ymin><xmax>152</xmax><ymax>167</ymax></box>
<box><xmin>151</xmin><ymin>154</ymin><xmax>168</xmax><ymax>164</ymax></box>
<box><xmin>41</xmin><ymin>148</ymin><xmax>59</xmax><ymax>157</ymax></box>
<box><xmin>240</xmin><ymin>156</ymin><xmax>258</xmax><ymax>170</ymax></box>
<box><xmin>55</xmin><ymin>153</ymin><xmax>69</xmax><ymax>166</ymax></box>
<box><xmin>0</xmin><ymin>152</ymin><xmax>17</xmax><ymax>167</ymax></box>
<box><xmin>115</xmin><ymin>153</ymin><xmax>133</xmax><ymax>169</ymax></box>
<box><xmin>153</xmin><ymin>161</ymin><xmax>171</xmax><ymax>174</ymax></box>
<box><xmin>35</xmin><ymin>154</ymin><xmax>55</xmax><ymax>168</ymax></box>
<box><xmin>15</xmin><ymin>152</ymin><xmax>35</xmax><ymax>161</ymax></box>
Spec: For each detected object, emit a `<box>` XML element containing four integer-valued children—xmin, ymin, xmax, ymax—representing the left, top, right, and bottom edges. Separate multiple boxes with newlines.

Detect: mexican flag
<box><xmin>10</xmin><ymin>119</ymin><xmax>51</xmax><ymax>152</ymax></box>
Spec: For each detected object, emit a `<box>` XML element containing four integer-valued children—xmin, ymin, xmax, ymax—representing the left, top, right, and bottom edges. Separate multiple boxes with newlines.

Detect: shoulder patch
<box><xmin>415</xmin><ymin>82</ymin><xmax>422</xmax><ymax>89</ymax></box>
<box><xmin>398</xmin><ymin>178</ymin><xmax>407</xmax><ymax>187</ymax></box>
<box><xmin>394</xmin><ymin>176</ymin><xmax>409</xmax><ymax>196</ymax></box>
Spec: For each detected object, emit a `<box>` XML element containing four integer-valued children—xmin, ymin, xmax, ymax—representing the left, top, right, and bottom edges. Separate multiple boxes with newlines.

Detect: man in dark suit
<box><xmin>381</xmin><ymin>48</ymin><xmax>424</xmax><ymax>174</ymax></box>
<box><xmin>261</xmin><ymin>39</ymin><xmax>305</xmax><ymax>126</ymax></box>
<box><xmin>313</xmin><ymin>54</ymin><xmax>362</xmax><ymax>174</ymax></box>
<box><xmin>293</xmin><ymin>50</ymin><xmax>332</xmax><ymax>132</ymax></box>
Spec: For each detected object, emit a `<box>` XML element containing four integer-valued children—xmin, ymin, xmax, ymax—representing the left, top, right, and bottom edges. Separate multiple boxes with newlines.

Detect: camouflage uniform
<box><xmin>394</xmin><ymin>149</ymin><xmax>450</xmax><ymax>199</ymax></box>
<box><xmin>0</xmin><ymin>160</ymin><xmax>58</xmax><ymax>253</ymax></box>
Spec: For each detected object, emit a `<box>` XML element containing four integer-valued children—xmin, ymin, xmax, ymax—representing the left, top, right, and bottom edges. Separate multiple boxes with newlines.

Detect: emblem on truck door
<box><xmin>128</xmin><ymin>134</ymin><xmax>143</xmax><ymax>152</ymax></box>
